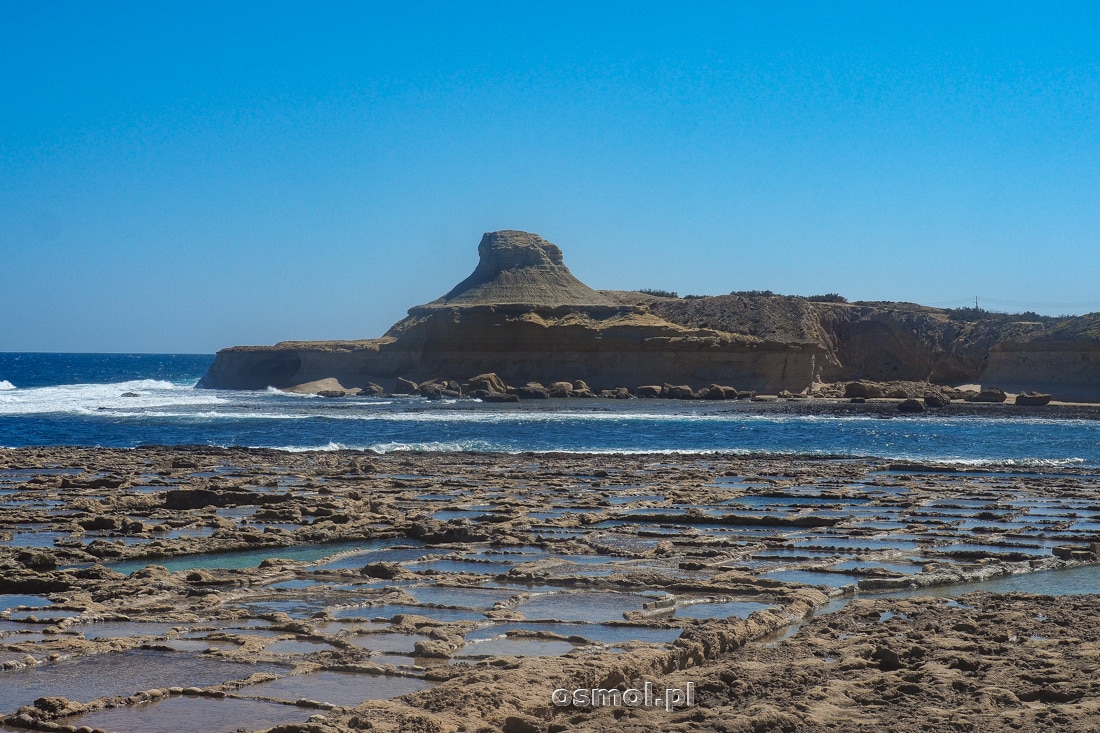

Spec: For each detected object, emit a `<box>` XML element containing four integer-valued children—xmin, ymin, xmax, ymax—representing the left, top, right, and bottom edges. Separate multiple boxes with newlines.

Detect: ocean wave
<box><xmin>264</xmin><ymin>440</ymin><xmax>508</xmax><ymax>453</ymax></box>
<box><xmin>45</xmin><ymin>407</ymin><xmax>895</xmax><ymax>425</ymax></box>
<box><xmin>0</xmin><ymin>380</ymin><xmax>15</xmax><ymax>391</ymax></box>
<box><xmin>906</xmin><ymin>456</ymin><xmax>1087</xmax><ymax>469</ymax></box>
<box><xmin>0</xmin><ymin>380</ymin><xmax>225</xmax><ymax>416</ymax></box>
<box><xmin>259</xmin><ymin>442</ymin><xmax>854</xmax><ymax>457</ymax></box>
<box><xmin>265</xmin><ymin>386</ymin><xmax>319</xmax><ymax>398</ymax></box>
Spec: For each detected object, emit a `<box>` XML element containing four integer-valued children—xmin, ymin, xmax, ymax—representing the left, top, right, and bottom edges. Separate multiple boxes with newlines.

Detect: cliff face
<box><xmin>198</xmin><ymin>230</ymin><xmax>1100</xmax><ymax>399</ymax></box>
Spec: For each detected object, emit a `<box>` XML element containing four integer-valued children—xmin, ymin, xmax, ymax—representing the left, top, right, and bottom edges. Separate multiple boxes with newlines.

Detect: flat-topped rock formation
<box><xmin>198</xmin><ymin>230</ymin><xmax>1100</xmax><ymax>400</ymax></box>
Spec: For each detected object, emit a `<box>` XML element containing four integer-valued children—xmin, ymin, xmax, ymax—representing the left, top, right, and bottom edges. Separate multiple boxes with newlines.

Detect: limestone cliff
<box><xmin>198</xmin><ymin>230</ymin><xmax>1100</xmax><ymax>400</ymax></box>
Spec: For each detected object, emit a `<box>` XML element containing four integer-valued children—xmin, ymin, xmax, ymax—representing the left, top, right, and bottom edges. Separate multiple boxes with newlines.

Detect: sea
<box><xmin>1</xmin><ymin>352</ymin><xmax>1099</xmax><ymax>467</ymax></box>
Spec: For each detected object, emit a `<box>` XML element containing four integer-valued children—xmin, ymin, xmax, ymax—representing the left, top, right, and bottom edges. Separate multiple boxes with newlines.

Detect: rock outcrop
<box><xmin>198</xmin><ymin>230</ymin><xmax>1100</xmax><ymax>400</ymax></box>
<box><xmin>431</xmin><ymin>230</ymin><xmax>615</xmax><ymax>308</ymax></box>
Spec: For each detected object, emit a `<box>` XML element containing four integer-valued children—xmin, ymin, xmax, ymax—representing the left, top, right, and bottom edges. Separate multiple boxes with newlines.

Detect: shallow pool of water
<box><xmin>72</xmin><ymin>621</ymin><xmax>181</xmax><ymax>639</ymax></box>
<box><xmin>0</xmin><ymin>650</ymin><xmax>288</xmax><ymax>715</ymax></box>
<box><xmin>674</xmin><ymin>600</ymin><xmax>773</xmax><ymax>620</ymax></box>
<box><xmin>832</xmin><ymin>560</ymin><xmax>923</xmax><ymax>575</ymax></box>
<box><xmin>241</xmin><ymin>669</ymin><xmax>432</xmax><ymax>706</ymax></box>
<box><xmin>932</xmin><ymin>543</ymin><xmax>1050</xmax><ymax>557</ymax></box>
<box><xmin>404</xmin><ymin>586</ymin><xmax>519</xmax><ymax>609</ymax></box>
<box><xmin>342</xmin><ymin>632</ymin><xmax>429</xmax><ymax>653</ymax></box>
<box><xmin>264</xmin><ymin>638</ymin><xmax>336</xmax><ymax>654</ymax></box>
<box><xmin>107</xmin><ymin>539</ymin><xmax>406</xmax><ymax>575</ymax></box>
<box><xmin>62</xmin><ymin>695</ymin><xmax>313</xmax><ymax>733</ymax></box>
<box><xmin>0</xmin><ymin>595</ymin><xmax>51</xmax><ymax>611</ymax></box>
<box><xmin>871</xmin><ymin>564</ymin><xmax>1100</xmax><ymax>599</ymax></box>
<box><xmin>517</xmin><ymin>592</ymin><xmax>652</xmax><ymax>622</ymax></box>
<box><xmin>466</xmin><ymin>622</ymin><xmax>681</xmax><ymax>645</ymax></box>
<box><xmin>760</xmin><ymin>570</ymin><xmax>857</xmax><ymax>588</ymax></box>
<box><xmin>157</xmin><ymin>638</ymin><xmax>239</xmax><ymax>652</ymax></box>
<box><xmin>455</xmin><ymin>636</ymin><xmax>578</xmax><ymax>658</ymax></box>
<box><xmin>310</xmin><ymin>542</ymin><xmax>432</xmax><ymax>571</ymax></box>
<box><xmin>3</xmin><ymin>530</ymin><xmax>67</xmax><ymax>549</ymax></box>
<box><xmin>333</xmin><ymin>604</ymin><xmax>487</xmax><ymax>622</ymax></box>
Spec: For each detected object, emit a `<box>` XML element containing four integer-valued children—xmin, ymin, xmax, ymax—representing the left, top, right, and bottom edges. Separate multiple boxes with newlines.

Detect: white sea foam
<box><xmin>267</xmin><ymin>440</ymin><xmax>507</xmax><ymax>453</ymax></box>
<box><xmin>0</xmin><ymin>380</ymin><xmax>225</xmax><ymax>416</ymax></box>
<box><xmin>909</xmin><ymin>456</ymin><xmax>1087</xmax><ymax>468</ymax></box>
<box><xmin>54</xmin><ymin>407</ymin><xmax>889</xmax><ymax>424</ymax></box>
<box><xmin>265</xmin><ymin>386</ymin><xmax>318</xmax><ymax>398</ymax></box>
<box><xmin>0</xmin><ymin>380</ymin><xmax>15</xmax><ymax>391</ymax></box>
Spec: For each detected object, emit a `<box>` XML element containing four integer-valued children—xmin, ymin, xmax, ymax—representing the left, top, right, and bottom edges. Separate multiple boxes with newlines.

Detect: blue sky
<box><xmin>3</xmin><ymin>1</ymin><xmax>1098</xmax><ymax>352</ymax></box>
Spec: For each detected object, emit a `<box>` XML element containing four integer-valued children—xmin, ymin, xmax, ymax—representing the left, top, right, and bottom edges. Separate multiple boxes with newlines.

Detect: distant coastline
<box><xmin>197</xmin><ymin>231</ymin><xmax>1100</xmax><ymax>403</ymax></box>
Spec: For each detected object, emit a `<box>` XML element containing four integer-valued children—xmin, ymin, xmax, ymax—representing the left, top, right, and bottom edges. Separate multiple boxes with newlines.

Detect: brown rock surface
<box><xmin>4</xmin><ymin>446</ymin><xmax>1100</xmax><ymax>732</ymax></box>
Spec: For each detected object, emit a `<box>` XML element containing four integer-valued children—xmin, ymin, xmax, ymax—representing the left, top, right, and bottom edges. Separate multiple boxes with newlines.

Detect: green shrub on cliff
<box><xmin>636</xmin><ymin>288</ymin><xmax>679</xmax><ymax>299</ymax></box>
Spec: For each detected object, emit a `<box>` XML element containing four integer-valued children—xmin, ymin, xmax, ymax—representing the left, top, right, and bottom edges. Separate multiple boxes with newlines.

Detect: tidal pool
<box><xmin>517</xmin><ymin>591</ymin><xmax>653</xmax><ymax>622</ymax></box>
<box><xmin>62</xmin><ymin>695</ymin><xmax>314</xmax><ymax>733</ymax></box>
<box><xmin>467</xmin><ymin>622</ymin><xmax>681</xmax><ymax>645</ymax></box>
<box><xmin>674</xmin><ymin>599</ymin><xmax>773</xmax><ymax>620</ymax></box>
<box><xmin>241</xmin><ymin>669</ymin><xmax>432</xmax><ymax>707</ymax></box>
<box><xmin>0</xmin><ymin>595</ymin><xmax>51</xmax><ymax>612</ymax></box>
<box><xmin>0</xmin><ymin>650</ymin><xmax>287</xmax><ymax>715</ymax></box>
<box><xmin>107</xmin><ymin>539</ymin><xmax>407</xmax><ymax>575</ymax></box>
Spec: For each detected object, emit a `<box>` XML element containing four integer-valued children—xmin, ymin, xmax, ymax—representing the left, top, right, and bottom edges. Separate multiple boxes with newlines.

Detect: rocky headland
<box><xmin>198</xmin><ymin>230</ymin><xmax>1100</xmax><ymax>402</ymax></box>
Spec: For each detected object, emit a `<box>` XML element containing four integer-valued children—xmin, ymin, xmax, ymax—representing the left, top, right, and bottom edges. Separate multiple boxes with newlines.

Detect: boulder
<box><xmin>357</xmin><ymin>383</ymin><xmax>385</xmax><ymax>397</ymax></box>
<box><xmin>636</xmin><ymin>385</ymin><xmax>663</xmax><ymax>398</ymax></box>
<box><xmin>479</xmin><ymin>391</ymin><xmax>519</xmax><ymax>403</ymax></box>
<box><xmin>599</xmin><ymin>387</ymin><xmax>632</xmax><ymax>399</ymax></box>
<box><xmin>572</xmin><ymin>380</ymin><xmax>591</xmax><ymax>392</ymax></box>
<box><xmin>845</xmin><ymin>381</ymin><xmax>884</xmax><ymax>399</ymax></box>
<box><xmin>924</xmin><ymin>393</ymin><xmax>951</xmax><ymax>408</ymax></box>
<box><xmin>702</xmin><ymin>384</ymin><xmax>735</xmax><ymax>400</ymax></box>
<box><xmin>413</xmin><ymin>639</ymin><xmax>454</xmax><ymax>659</ymax></box>
<box><xmin>662</xmin><ymin>384</ymin><xmax>696</xmax><ymax>400</ymax></box>
<box><xmin>969</xmin><ymin>387</ymin><xmax>1007</xmax><ymax>403</ymax></box>
<box><xmin>361</xmin><ymin>562</ymin><xmax>403</xmax><ymax>579</ymax></box>
<box><xmin>897</xmin><ymin>398</ymin><xmax>925</xmax><ymax>413</ymax></box>
<box><xmin>317</xmin><ymin>390</ymin><xmax>346</xmax><ymax>398</ymax></box>
<box><xmin>393</xmin><ymin>377</ymin><xmax>418</xmax><ymax>395</ymax></box>
<box><xmin>548</xmin><ymin>381</ymin><xmax>574</xmax><ymax>392</ymax></box>
<box><xmin>78</xmin><ymin>516</ymin><xmax>118</xmax><ymax>531</ymax></box>
<box><xmin>1014</xmin><ymin>392</ymin><xmax>1052</xmax><ymax>406</ymax></box>
<box><xmin>466</xmin><ymin>373</ymin><xmax>508</xmax><ymax>394</ymax></box>
<box><xmin>419</xmin><ymin>383</ymin><xmax>444</xmax><ymax>400</ymax></box>
<box><xmin>514</xmin><ymin>385</ymin><xmax>549</xmax><ymax>399</ymax></box>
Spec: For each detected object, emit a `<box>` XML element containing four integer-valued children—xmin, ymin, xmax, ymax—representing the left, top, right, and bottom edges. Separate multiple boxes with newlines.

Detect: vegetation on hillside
<box><xmin>635</xmin><ymin>288</ymin><xmax>679</xmax><ymax>299</ymax></box>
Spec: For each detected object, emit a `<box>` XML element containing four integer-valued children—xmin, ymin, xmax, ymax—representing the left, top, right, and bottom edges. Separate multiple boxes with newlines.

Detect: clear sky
<box><xmin>3</xmin><ymin>1</ymin><xmax>1099</xmax><ymax>353</ymax></box>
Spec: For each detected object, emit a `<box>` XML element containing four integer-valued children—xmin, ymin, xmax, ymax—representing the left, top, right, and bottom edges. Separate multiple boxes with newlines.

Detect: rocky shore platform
<box><xmin>2</xmin><ymin>447</ymin><xmax>1099</xmax><ymax>732</ymax></box>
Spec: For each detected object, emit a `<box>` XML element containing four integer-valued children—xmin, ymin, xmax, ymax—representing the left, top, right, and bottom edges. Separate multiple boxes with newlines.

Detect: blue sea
<box><xmin>1</xmin><ymin>352</ymin><xmax>1098</xmax><ymax>467</ymax></box>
